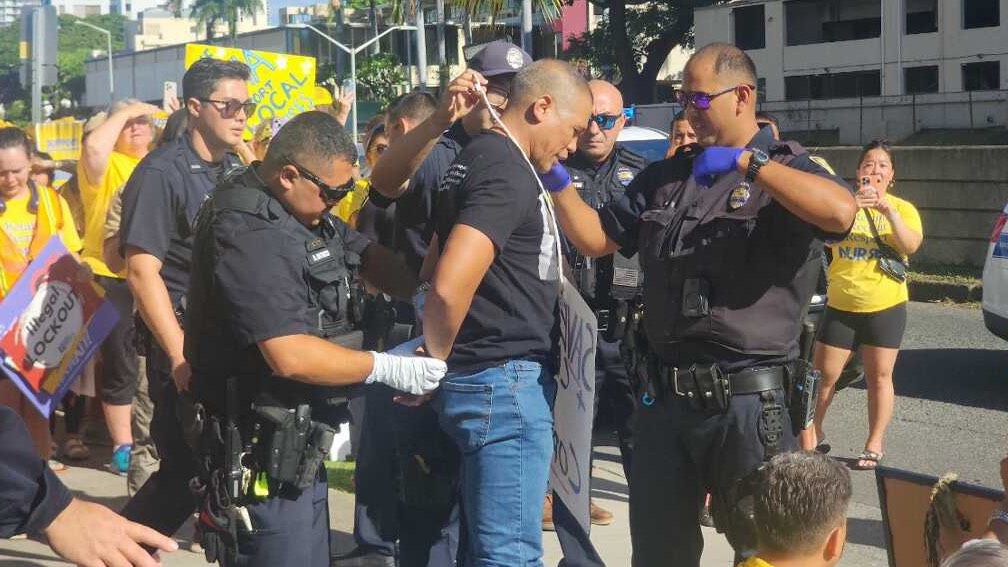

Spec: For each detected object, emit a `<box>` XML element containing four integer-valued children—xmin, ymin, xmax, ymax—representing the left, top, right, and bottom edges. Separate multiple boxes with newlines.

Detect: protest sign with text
<box><xmin>550</xmin><ymin>277</ymin><xmax>598</xmax><ymax>534</ymax></box>
<box><xmin>184</xmin><ymin>44</ymin><xmax>317</xmax><ymax>139</ymax></box>
<box><xmin>0</xmin><ymin>238</ymin><xmax>119</xmax><ymax>416</ymax></box>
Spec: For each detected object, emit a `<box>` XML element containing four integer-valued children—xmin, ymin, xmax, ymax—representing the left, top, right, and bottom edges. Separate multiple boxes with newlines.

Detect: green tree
<box><xmin>355</xmin><ymin>52</ymin><xmax>407</xmax><ymax>106</ymax></box>
<box><xmin>565</xmin><ymin>0</ymin><xmax>726</xmax><ymax>104</ymax></box>
<box><xmin>190</xmin><ymin>0</ymin><xmax>262</xmax><ymax>42</ymax></box>
<box><xmin>0</xmin><ymin>14</ymin><xmax>127</xmax><ymax>108</ymax></box>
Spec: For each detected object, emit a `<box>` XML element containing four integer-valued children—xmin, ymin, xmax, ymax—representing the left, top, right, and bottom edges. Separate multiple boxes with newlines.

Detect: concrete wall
<box><xmin>761</xmin><ymin>90</ymin><xmax>1008</xmax><ymax>144</ymax></box>
<box><xmin>814</xmin><ymin>146</ymin><xmax>1008</xmax><ymax>268</ymax></box>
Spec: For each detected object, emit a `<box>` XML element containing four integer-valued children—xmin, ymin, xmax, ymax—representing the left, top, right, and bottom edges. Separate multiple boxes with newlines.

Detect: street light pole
<box><xmin>74</xmin><ymin>19</ymin><xmax>114</xmax><ymax>105</ymax></box>
<box><xmin>288</xmin><ymin>23</ymin><xmax>415</xmax><ymax>144</ymax></box>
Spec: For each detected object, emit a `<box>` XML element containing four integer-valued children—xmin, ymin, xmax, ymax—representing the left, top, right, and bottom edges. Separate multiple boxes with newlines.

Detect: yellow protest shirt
<box><xmin>0</xmin><ymin>191</ymin><xmax>82</xmax><ymax>258</ymax></box>
<box><xmin>826</xmin><ymin>195</ymin><xmax>923</xmax><ymax>313</ymax></box>
<box><xmin>78</xmin><ymin>151</ymin><xmax>141</xmax><ymax>278</ymax></box>
<box><xmin>334</xmin><ymin>179</ymin><xmax>371</xmax><ymax>226</ymax></box>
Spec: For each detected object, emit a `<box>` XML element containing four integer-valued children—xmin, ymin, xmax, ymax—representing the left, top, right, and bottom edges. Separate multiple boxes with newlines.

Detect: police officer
<box><xmin>119</xmin><ymin>58</ymin><xmax>249</xmax><ymax>537</ymax></box>
<box><xmin>184</xmin><ymin>110</ymin><xmax>447</xmax><ymax>566</ymax></box>
<box><xmin>546</xmin><ymin>43</ymin><xmax>857</xmax><ymax>565</ymax></box>
<box><xmin>551</xmin><ymin>79</ymin><xmax>645</xmax><ymax>565</ymax></box>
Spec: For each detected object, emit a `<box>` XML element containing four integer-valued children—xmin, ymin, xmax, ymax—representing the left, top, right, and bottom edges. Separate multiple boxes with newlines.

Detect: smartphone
<box><xmin>341</xmin><ymin>78</ymin><xmax>355</xmax><ymax>98</ymax></box>
<box><xmin>162</xmin><ymin>81</ymin><xmax>178</xmax><ymax>112</ymax></box>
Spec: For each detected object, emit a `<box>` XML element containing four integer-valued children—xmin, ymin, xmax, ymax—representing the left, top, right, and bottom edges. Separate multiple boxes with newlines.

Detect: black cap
<box><xmin>467</xmin><ymin>40</ymin><xmax>532</xmax><ymax>78</ymax></box>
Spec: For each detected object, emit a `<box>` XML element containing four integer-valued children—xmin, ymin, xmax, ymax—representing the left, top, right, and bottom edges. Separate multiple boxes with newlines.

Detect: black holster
<box><xmin>252</xmin><ymin>403</ymin><xmax>335</xmax><ymax>491</ymax></box>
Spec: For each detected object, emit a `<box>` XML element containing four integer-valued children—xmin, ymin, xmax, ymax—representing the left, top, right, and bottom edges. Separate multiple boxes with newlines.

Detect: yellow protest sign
<box><xmin>33</xmin><ymin>118</ymin><xmax>84</xmax><ymax>161</ymax></box>
<box><xmin>184</xmin><ymin>44</ymin><xmax>317</xmax><ymax>138</ymax></box>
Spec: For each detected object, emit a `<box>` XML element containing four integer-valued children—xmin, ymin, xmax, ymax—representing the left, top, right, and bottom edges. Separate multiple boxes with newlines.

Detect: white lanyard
<box><xmin>475</xmin><ymin>85</ymin><xmax>566</xmax><ymax>295</ymax></box>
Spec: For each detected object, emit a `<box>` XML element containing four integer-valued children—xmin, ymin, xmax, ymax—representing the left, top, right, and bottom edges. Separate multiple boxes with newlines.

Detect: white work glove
<box><xmin>365</xmin><ymin>349</ymin><xmax>446</xmax><ymax>395</ymax></box>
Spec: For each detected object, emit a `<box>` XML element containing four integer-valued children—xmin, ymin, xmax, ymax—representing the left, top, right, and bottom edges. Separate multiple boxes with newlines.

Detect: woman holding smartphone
<box><xmin>800</xmin><ymin>139</ymin><xmax>924</xmax><ymax>470</ymax></box>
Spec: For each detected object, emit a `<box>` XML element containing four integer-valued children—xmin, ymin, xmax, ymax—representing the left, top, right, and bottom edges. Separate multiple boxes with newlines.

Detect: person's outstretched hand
<box><xmin>43</xmin><ymin>498</ymin><xmax>179</xmax><ymax>566</ymax></box>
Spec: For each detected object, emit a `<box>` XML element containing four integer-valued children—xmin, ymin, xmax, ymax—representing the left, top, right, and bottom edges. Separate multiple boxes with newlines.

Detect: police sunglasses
<box><xmin>675</xmin><ymin>84</ymin><xmax>755</xmax><ymax>110</ymax></box>
<box><xmin>288</xmin><ymin>161</ymin><xmax>355</xmax><ymax>203</ymax></box>
<box><xmin>589</xmin><ymin>113</ymin><xmax>623</xmax><ymax>131</ymax></box>
<box><xmin>200</xmin><ymin>98</ymin><xmax>257</xmax><ymax>117</ymax></box>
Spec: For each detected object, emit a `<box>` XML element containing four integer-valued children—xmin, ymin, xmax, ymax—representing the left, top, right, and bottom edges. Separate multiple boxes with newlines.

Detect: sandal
<box><xmin>853</xmin><ymin>450</ymin><xmax>884</xmax><ymax>470</ymax></box>
<box><xmin>61</xmin><ymin>437</ymin><xmax>91</xmax><ymax>461</ymax></box>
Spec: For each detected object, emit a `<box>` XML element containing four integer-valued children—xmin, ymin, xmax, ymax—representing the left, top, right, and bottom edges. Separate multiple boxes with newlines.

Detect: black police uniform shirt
<box><xmin>599</xmin><ymin>126</ymin><xmax>852</xmax><ymax>371</ymax></box>
<box><xmin>435</xmin><ymin>132</ymin><xmax>559</xmax><ymax>372</ymax></box>
<box><xmin>0</xmin><ymin>406</ymin><xmax>72</xmax><ymax>538</ymax></box>
<box><xmin>369</xmin><ymin>121</ymin><xmax>470</xmax><ymax>272</ymax></box>
<box><xmin>119</xmin><ymin>134</ymin><xmax>242</xmax><ymax>304</ymax></box>
<box><xmin>186</xmin><ymin>167</ymin><xmax>371</xmax><ymax>410</ymax></box>
<box><xmin>563</xmin><ymin>145</ymin><xmax>646</xmax><ymax>308</ymax></box>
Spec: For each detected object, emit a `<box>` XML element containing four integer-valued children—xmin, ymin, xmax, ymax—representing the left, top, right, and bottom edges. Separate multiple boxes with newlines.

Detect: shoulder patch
<box><xmin>616</xmin><ymin>167</ymin><xmax>636</xmax><ymax>186</ymax></box>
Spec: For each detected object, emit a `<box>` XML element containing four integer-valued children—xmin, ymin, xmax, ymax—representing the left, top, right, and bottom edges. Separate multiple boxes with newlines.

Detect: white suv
<box><xmin>982</xmin><ymin>203</ymin><xmax>1008</xmax><ymax>340</ymax></box>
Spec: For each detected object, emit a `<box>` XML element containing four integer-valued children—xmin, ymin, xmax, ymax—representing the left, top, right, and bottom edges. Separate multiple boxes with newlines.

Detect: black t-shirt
<box><xmin>119</xmin><ymin>135</ymin><xmax>241</xmax><ymax>303</ymax></box>
<box><xmin>369</xmin><ymin>121</ymin><xmax>469</xmax><ymax>271</ymax></box>
<box><xmin>436</xmin><ymin>132</ymin><xmax>560</xmax><ymax>372</ymax></box>
<box><xmin>186</xmin><ymin>168</ymin><xmax>371</xmax><ymax>408</ymax></box>
<box><xmin>599</xmin><ymin>127</ymin><xmax>851</xmax><ymax>370</ymax></box>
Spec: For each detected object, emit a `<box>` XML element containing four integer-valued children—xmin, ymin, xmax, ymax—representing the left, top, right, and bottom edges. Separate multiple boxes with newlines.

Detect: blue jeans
<box><xmin>435</xmin><ymin>360</ymin><xmax>556</xmax><ymax>567</ymax></box>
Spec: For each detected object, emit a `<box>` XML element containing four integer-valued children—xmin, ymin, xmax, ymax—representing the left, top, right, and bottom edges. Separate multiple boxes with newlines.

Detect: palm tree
<box><xmin>452</xmin><ymin>0</ymin><xmax>563</xmax><ymax>57</ymax></box>
<box><xmin>189</xmin><ymin>0</ymin><xmax>263</xmax><ymax>43</ymax></box>
<box><xmin>190</xmin><ymin>0</ymin><xmax>224</xmax><ymax>40</ymax></box>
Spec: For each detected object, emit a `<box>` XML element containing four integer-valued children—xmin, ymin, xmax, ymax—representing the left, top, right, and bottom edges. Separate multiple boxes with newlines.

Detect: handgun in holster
<box><xmin>253</xmin><ymin>403</ymin><xmax>335</xmax><ymax>491</ymax></box>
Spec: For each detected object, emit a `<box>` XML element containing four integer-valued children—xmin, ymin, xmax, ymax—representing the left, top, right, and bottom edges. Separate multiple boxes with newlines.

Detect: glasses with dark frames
<box><xmin>288</xmin><ymin>160</ymin><xmax>355</xmax><ymax>203</ymax></box>
<box><xmin>200</xmin><ymin>98</ymin><xmax>257</xmax><ymax>117</ymax></box>
<box><xmin>674</xmin><ymin>84</ymin><xmax>755</xmax><ymax>110</ymax></box>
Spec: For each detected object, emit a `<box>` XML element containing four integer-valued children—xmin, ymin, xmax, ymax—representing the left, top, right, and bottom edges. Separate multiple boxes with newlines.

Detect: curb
<box><xmin>909</xmin><ymin>278</ymin><xmax>983</xmax><ymax>303</ymax></box>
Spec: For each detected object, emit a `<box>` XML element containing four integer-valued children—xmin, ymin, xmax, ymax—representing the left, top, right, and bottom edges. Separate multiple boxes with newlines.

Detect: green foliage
<box><xmin>355</xmin><ymin>52</ymin><xmax>406</xmax><ymax>106</ymax></box>
<box><xmin>0</xmin><ymin>13</ymin><xmax>128</xmax><ymax>107</ymax></box>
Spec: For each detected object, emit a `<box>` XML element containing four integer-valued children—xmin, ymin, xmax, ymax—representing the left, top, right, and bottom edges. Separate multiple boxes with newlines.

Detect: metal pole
<box><xmin>107</xmin><ymin>32</ymin><xmax>114</xmax><ymax>102</ymax></box>
<box><xmin>521</xmin><ymin>0</ymin><xmax>532</xmax><ymax>56</ymax></box>
<box><xmin>415</xmin><ymin>5</ymin><xmax>428</xmax><ymax>90</ymax></box>
<box><xmin>350</xmin><ymin>52</ymin><xmax>357</xmax><ymax>143</ymax></box>
<box><xmin>31</xmin><ymin>10</ymin><xmax>41</xmax><ymax>124</ymax></box>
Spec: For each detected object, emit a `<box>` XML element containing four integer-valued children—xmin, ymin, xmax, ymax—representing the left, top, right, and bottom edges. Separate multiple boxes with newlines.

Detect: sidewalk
<box><xmin>0</xmin><ymin>442</ymin><xmax>737</xmax><ymax>566</ymax></box>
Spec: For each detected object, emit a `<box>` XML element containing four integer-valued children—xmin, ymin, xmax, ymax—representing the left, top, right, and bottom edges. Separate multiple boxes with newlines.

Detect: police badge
<box><xmin>728</xmin><ymin>181</ymin><xmax>751</xmax><ymax>210</ymax></box>
<box><xmin>616</xmin><ymin>167</ymin><xmax>635</xmax><ymax>186</ymax></box>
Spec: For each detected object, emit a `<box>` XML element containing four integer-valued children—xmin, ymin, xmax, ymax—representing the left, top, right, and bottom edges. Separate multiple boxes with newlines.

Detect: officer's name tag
<box><xmin>308</xmin><ymin>249</ymin><xmax>332</xmax><ymax>265</ymax></box>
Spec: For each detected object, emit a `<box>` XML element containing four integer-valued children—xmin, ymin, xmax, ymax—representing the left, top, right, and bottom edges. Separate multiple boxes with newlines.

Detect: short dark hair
<box><xmin>671</xmin><ymin>110</ymin><xmax>688</xmax><ymax>128</ymax></box>
<box><xmin>0</xmin><ymin>127</ymin><xmax>33</xmax><ymax>158</ymax></box>
<box><xmin>753</xmin><ymin>451</ymin><xmax>852</xmax><ymax>555</ymax></box>
<box><xmin>182</xmin><ymin>58</ymin><xmax>251</xmax><ymax>103</ymax></box>
<box><xmin>690</xmin><ymin>42</ymin><xmax>758</xmax><ymax>86</ymax></box>
<box><xmin>264</xmin><ymin>110</ymin><xmax>358</xmax><ymax>170</ymax></box>
<box><xmin>158</xmin><ymin>109</ymin><xmax>189</xmax><ymax>147</ymax></box>
<box><xmin>859</xmin><ymin>139</ymin><xmax>895</xmax><ymax>169</ymax></box>
<box><xmin>509</xmin><ymin>59</ymin><xmax>591</xmax><ymax>118</ymax></box>
<box><xmin>387</xmin><ymin>91</ymin><xmax>437</xmax><ymax>127</ymax></box>
<box><xmin>755</xmin><ymin>111</ymin><xmax>779</xmax><ymax>128</ymax></box>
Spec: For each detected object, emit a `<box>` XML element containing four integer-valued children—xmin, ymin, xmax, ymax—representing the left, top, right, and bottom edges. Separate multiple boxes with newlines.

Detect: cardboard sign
<box><xmin>876</xmin><ymin>466</ymin><xmax>1005</xmax><ymax>567</ymax></box>
<box><xmin>34</xmin><ymin>117</ymin><xmax>84</xmax><ymax>161</ymax></box>
<box><xmin>550</xmin><ymin>277</ymin><xmax>598</xmax><ymax>534</ymax></box>
<box><xmin>184</xmin><ymin>44</ymin><xmax>317</xmax><ymax>139</ymax></box>
<box><xmin>0</xmin><ymin>238</ymin><xmax>120</xmax><ymax>416</ymax></box>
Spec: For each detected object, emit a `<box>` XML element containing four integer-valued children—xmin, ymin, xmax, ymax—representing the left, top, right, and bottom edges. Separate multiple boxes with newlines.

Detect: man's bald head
<box><xmin>579</xmin><ymin>79</ymin><xmax>626</xmax><ymax>164</ymax></box>
<box><xmin>680</xmin><ymin>42</ymin><xmax>760</xmax><ymax>147</ymax></box>
<box><xmin>588</xmin><ymin>80</ymin><xmax>623</xmax><ymax>111</ymax></box>
<box><xmin>508</xmin><ymin>59</ymin><xmax>592</xmax><ymax>121</ymax></box>
<box><xmin>502</xmin><ymin>59</ymin><xmax>593</xmax><ymax>172</ymax></box>
<box><xmin>685</xmin><ymin>42</ymin><xmax>758</xmax><ymax>87</ymax></box>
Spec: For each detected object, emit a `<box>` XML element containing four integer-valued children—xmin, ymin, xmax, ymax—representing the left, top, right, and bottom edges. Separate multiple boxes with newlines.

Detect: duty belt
<box><xmin>642</xmin><ymin>360</ymin><xmax>788</xmax><ymax>412</ymax></box>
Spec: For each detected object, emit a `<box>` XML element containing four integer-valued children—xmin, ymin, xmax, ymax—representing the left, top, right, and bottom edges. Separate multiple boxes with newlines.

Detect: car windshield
<box><xmin>618</xmin><ymin>139</ymin><xmax>670</xmax><ymax>164</ymax></box>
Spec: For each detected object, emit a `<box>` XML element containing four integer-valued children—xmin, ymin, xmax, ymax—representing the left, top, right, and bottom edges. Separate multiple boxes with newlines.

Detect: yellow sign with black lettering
<box><xmin>184</xmin><ymin>44</ymin><xmax>317</xmax><ymax>139</ymax></box>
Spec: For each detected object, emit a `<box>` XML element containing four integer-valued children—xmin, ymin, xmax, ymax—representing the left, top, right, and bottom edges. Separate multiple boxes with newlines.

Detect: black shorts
<box><xmin>95</xmin><ymin>276</ymin><xmax>141</xmax><ymax>405</ymax></box>
<box><xmin>817</xmin><ymin>303</ymin><xmax>907</xmax><ymax>350</ymax></box>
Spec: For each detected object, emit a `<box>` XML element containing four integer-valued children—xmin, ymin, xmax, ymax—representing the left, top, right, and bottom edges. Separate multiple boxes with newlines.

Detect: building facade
<box><xmin>126</xmin><ymin>5</ymin><xmax>270</xmax><ymax>51</ymax></box>
<box><xmin>695</xmin><ymin>0</ymin><xmax>1008</xmax><ymax>142</ymax></box>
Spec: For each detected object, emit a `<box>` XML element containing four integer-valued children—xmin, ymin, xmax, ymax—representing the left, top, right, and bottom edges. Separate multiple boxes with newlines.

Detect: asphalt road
<box><xmin>816</xmin><ymin>301</ymin><xmax>1008</xmax><ymax>567</ymax></box>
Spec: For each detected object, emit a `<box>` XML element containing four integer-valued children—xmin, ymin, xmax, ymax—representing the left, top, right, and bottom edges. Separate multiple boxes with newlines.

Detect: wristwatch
<box><xmin>745</xmin><ymin>148</ymin><xmax>770</xmax><ymax>183</ymax></box>
<box><xmin>990</xmin><ymin>508</ymin><xmax>1008</xmax><ymax>527</ymax></box>
<box><xmin>414</xmin><ymin>281</ymin><xmax>432</xmax><ymax>296</ymax></box>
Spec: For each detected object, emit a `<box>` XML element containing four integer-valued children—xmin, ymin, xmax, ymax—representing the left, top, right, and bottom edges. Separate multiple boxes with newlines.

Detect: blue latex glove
<box><xmin>693</xmin><ymin>147</ymin><xmax>745</xmax><ymax>187</ymax></box>
<box><xmin>539</xmin><ymin>163</ymin><xmax>572</xmax><ymax>193</ymax></box>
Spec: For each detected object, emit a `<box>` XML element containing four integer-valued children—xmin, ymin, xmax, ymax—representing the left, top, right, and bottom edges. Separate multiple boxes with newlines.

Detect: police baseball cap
<box><xmin>467</xmin><ymin>40</ymin><xmax>532</xmax><ymax>78</ymax></box>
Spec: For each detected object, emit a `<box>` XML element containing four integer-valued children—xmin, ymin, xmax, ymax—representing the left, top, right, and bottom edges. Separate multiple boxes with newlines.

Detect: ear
<box><xmin>736</xmin><ymin>85</ymin><xmax>755</xmax><ymax>116</ymax></box>
<box><xmin>277</xmin><ymin>164</ymin><xmax>298</xmax><ymax>193</ymax></box>
<box><xmin>823</xmin><ymin>521</ymin><xmax>847</xmax><ymax>563</ymax></box>
<box><xmin>530</xmin><ymin>95</ymin><xmax>553</xmax><ymax>124</ymax></box>
<box><xmin>186</xmin><ymin>97</ymin><xmax>201</xmax><ymax>120</ymax></box>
